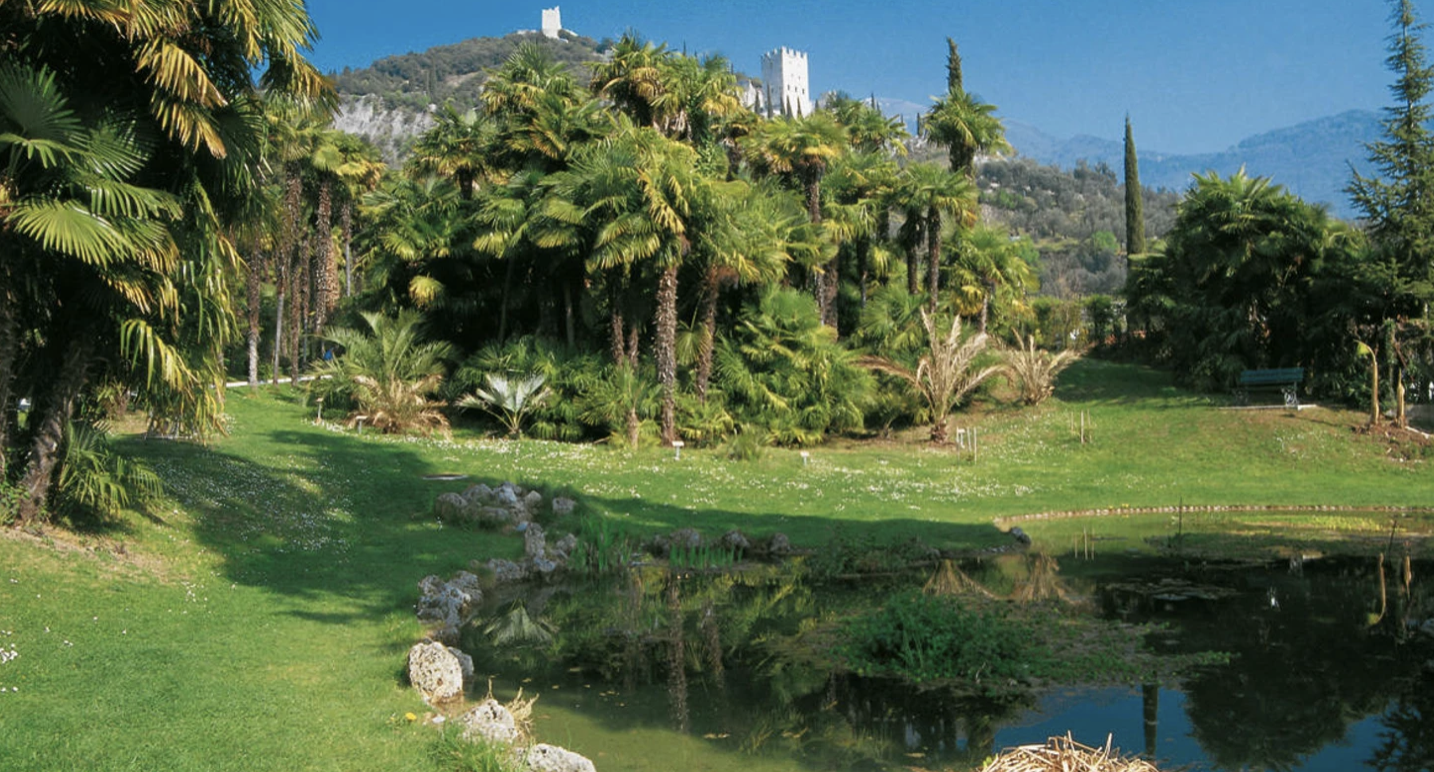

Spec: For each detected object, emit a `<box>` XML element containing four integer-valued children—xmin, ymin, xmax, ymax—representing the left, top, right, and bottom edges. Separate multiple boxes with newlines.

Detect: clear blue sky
<box><xmin>303</xmin><ymin>0</ymin><xmax>1412</xmax><ymax>155</ymax></box>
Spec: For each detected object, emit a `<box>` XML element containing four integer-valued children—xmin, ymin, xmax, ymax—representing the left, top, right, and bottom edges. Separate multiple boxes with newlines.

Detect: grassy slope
<box><xmin>0</xmin><ymin>360</ymin><xmax>1429</xmax><ymax>771</ymax></box>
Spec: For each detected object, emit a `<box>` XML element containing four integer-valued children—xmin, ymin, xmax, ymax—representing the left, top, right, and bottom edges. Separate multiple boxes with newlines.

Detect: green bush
<box><xmin>839</xmin><ymin>591</ymin><xmax>1032</xmax><ymax>685</ymax></box>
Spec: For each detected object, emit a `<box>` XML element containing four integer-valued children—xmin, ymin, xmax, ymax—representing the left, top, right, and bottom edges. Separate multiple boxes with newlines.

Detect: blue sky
<box><xmin>304</xmin><ymin>0</ymin><xmax>1409</xmax><ymax>154</ymax></box>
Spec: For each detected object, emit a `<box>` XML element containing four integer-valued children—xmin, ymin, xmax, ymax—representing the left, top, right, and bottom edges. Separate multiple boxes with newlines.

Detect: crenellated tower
<box><xmin>761</xmin><ymin>47</ymin><xmax>812</xmax><ymax>119</ymax></box>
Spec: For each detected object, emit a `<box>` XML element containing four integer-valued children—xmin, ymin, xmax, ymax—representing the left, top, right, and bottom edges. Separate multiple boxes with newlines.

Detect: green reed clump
<box><xmin>839</xmin><ymin>590</ymin><xmax>1033</xmax><ymax>685</ymax></box>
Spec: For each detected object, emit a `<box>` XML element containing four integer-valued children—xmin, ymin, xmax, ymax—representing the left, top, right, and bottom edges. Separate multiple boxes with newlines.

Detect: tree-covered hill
<box><xmin>333</xmin><ymin>31</ymin><xmax>607</xmax><ymax>112</ymax></box>
<box><xmin>330</xmin><ymin>32</ymin><xmax>607</xmax><ymax>160</ymax></box>
<box><xmin>976</xmin><ymin>157</ymin><xmax>1181</xmax><ymax>297</ymax></box>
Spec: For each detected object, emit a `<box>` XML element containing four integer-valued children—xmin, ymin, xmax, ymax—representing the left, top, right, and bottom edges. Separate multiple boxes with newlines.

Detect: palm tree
<box><xmin>590</xmin><ymin>33</ymin><xmax>671</xmax><ymax>129</ymax></box>
<box><xmin>1</xmin><ymin>0</ymin><xmax>328</xmax><ymax>522</ymax></box>
<box><xmin>311</xmin><ymin>311</ymin><xmax>454</xmax><ymax>436</ymax></box>
<box><xmin>954</xmin><ymin>224</ymin><xmax>1038</xmax><ymax>333</ymax></box>
<box><xmin>860</xmin><ymin>309</ymin><xmax>1000</xmax><ymax>444</ymax></box>
<box><xmin>689</xmin><ymin>181</ymin><xmax>797</xmax><ymax>400</ymax></box>
<box><xmin>554</xmin><ymin>124</ymin><xmax>701</xmax><ymax>445</ymax></box>
<box><xmin>409</xmin><ymin>105</ymin><xmax>496</xmax><ymax>200</ymax></box>
<box><xmin>925</xmin><ymin>88</ymin><xmax>1010</xmax><ymax>177</ymax></box>
<box><xmin>896</xmin><ymin>163</ymin><xmax>978</xmax><ymax>309</ymax></box>
<box><xmin>741</xmin><ymin>113</ymin><xmax>849</xmax><ymax>325</ymax></box>
<box><xmin>1003</xmin><ymin>335</ymin><xmax>1080</xmax><ymax>406</ymax></box>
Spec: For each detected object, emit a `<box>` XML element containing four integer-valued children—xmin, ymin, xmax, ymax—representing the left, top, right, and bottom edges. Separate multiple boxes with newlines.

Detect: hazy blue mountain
<box><xmin>1003</xmin><ymin>111</ymin><xmax>1382</xmax><ymax>219</ymax></box>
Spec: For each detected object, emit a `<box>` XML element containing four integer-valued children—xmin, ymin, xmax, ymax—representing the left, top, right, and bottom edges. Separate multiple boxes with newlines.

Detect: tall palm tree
<box><xmin>590</xmin><ymin>33</ymin><xmax>671</xmax><ymax>129</ymax></box>
<box><xmin>409</xmin><ymin>105</ymin><xmax>496</xmax><ymax>200</ymax></box>
<box><xmin>0</xmin><ymin>0</ymin><xmax>329</xmax><ymax>521</ymax></box>
<box><xmin>925</xmin><ymin>89</ymin><xmax>1010</xmax><ymax>177</ymax></box>
<box><xmin>555</xmin><ymin>124</ymin><xmax>702</xmax><ymax>445</ymax></box>
<box><xmin>741</xmin><ymin>113</ymin><xmax>848</xmax><ymax>325</ymax></box>
<box><xmin>896</xmin><ymin>163</ymin><xmax>978</xmax><ymax>309</ymax></box>
<box><xmin>688</xmin><ymin>180</ymin><xmax>796</xmax><ymax>400</ymax></box>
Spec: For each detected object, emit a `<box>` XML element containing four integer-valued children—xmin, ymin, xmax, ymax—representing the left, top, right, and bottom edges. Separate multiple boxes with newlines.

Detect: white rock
<box><xmin>407</xmin><ymin>641</ymin><xmax>465</xmax><ymax>704</ymax></box>
<box><xmin>522</xmin><ymin>743</ymin><xmax>597</xmax><ymax>772</ymax></box>
<box><xmin>459</xmin><ymin>698</ymin><xmax>519</xmax><ymax>744</ymax></box>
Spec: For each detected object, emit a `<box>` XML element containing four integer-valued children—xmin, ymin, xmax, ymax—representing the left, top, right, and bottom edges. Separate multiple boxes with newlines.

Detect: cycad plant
<box><xmin>458</xmin><ymin>373</ymin><xmax>552</xmax><ymax>438</ymax></box>
<box><xmin>310</xmin><ymin>311</ymin><xmax>453</xmax><ymax>435</ymax></box>
<box><xmin>860</xmin><ymin>309</ymin><xmax>999</xmax><ymax>444</ymax></box>
<box><xmin>1003</xmin><ymin>335</ymin><xmax>1080</xmax><ymax>406</ymax></box>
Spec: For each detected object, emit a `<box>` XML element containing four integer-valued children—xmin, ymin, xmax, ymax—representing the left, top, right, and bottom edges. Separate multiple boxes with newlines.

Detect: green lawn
<box><xmin>1</xmin><ymin>360</ymin><xmax>1430</xmax><ymax>771</ymax></box>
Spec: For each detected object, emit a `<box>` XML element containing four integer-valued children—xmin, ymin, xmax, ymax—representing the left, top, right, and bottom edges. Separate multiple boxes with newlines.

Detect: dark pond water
<box><xmin>464</xmin><ymin>553</ymin><xmax>1434</xmax><ymax>772</ymax></box>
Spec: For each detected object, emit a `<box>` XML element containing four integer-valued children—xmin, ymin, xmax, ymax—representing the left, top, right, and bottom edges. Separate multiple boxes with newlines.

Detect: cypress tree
<box><xmin>1349</xmin><ymin>0</ymin><xmax>1434</xmax><ymax>303</ymax></box>
<box><xmin>1124</xmin><ymin>115</ymin><xmax>1146</xmax><ymax>256</ymax></box>
<box><xmin>946</xmin><ymin>37</ymin><xmax>963</xmax><ymax>93</ymax></box>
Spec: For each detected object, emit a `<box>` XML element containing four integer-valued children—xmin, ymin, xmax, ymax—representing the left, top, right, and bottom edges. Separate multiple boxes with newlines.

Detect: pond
<box><xmin>462</xmin><ymin>551</ymin><xmax>1434</xmax><ymax>772</ymax></box>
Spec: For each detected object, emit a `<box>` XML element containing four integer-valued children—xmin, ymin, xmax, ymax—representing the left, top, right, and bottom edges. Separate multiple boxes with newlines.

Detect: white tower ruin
<box><xmin>541</xmin><ymin>7</ymin><xmax>562</xmax><ymax>39</ymax></box>
<box><xmin>761</xmin><ymin>47</ymin><xmax>812</xmax><ymax>119</ymax></box>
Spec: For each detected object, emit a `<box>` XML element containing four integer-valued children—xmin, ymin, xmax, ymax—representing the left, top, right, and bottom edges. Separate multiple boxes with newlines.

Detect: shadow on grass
<box><xmin>1055</xmin><ymin>359</ymin><xmax>1216</xmax><ymax>408</ymax></box>
<box><xmin>131</xmin><ymin>394</ymin><xmax>1007</xmax><ymax>635</ymax></box>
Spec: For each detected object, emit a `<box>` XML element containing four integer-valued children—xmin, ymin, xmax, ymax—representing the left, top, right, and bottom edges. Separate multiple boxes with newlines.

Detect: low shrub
<box><xmin>839</xmin><ymin>591</ymin><xmax>1033</xmax><ymax>685</ymax></box>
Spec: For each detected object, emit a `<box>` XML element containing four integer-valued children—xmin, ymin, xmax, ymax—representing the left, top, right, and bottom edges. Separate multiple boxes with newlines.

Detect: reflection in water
<box><xmin>468</xmin><ymin>554</ymin><xmax>1434</xmax><ymax>772</ymax></box>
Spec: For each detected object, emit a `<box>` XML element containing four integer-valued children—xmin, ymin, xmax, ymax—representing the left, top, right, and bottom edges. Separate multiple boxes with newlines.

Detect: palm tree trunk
<box><xmin>930</xmin><ymin>413</ymin><xmax>949</xmax><ymax>444</ymax></box>
<box><xmin>499</xmin><ymin>258</ymin><xmax>516</xmax><ymax>342</ymax></box>
<box><xmin>696</xmin><ymin>268</ymin><xmax>720</xmax><ymax>402</ymax></box>
<box><xmin>0</xmin><ymin>282</ymin><xmax>15</xmax><ymax>481</ymax></box>
<box><xmin>341</xmin><ymin>200</ymin><xmax>354</xmax><ymax>298</ymax></box>
<box><xmin>314</xmin><ymin>178</ymin><xmax>335</xmax><ymax>334</ymax></box>
<box><xmin>927</xmin><ymin>210</ymin><xmax>941</xmax><ymax>310</ymax></box>
<box><xmin>656</xmin><ymin>263</ymin><xmax>679</xmax><ymax>446</ymax></box>
<box><xmin>907</xmin><ymin>222</ymin><xmax>923</xmax><ymax>296</ymax></box>
<box><xmin>979</xmin><ymin>279</ymin><xmax>994</xmax><ymax>334</ymax></box>
<box><xmin>564</xmin><ymin>281</ymin><xmax>576</xmax><ymax>349</ymax></box>
<box><xmin>272</xmin><ymin>286</ymin><xmax>285</xmax><ymax>387</ymax></box>
<box><xmin>610</xmin><ymin>285</ymin><xmax>626</xmax><ymax>366</ymax></box>
<box><xmin>246</xmin><ymin>250</ymin><xmax>263</xmax><ymax>389</ymax></box>
<box><xmin>16</xmin><ymin>333</ymin><xmax>93</xmax><ymax>523</ymax></box>
<box><xmin>857</xmin><ymin>236</ymin><xmax>871</xmax><ymax>307</ymax></box>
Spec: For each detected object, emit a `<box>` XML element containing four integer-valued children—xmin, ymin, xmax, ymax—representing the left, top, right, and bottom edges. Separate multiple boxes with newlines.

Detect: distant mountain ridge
<box><xmin>1003</xmin><ymin>111</ymin><xmax>1382</xmax><ymax>219</ymax></box>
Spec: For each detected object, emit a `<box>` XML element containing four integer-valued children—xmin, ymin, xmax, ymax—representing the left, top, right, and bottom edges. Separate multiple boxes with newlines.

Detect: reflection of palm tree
<box><xmin>1143</xmin><ymin>683</ymin><xmax>1159</xmax><ymax>758</ymax></box>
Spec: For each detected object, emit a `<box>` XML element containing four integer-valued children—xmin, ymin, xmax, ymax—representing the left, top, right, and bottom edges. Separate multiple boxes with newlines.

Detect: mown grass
<box><xmin>0</xmin><ymin>360</ymin><xmax>1429</xmax><ymax>771</ymax></box>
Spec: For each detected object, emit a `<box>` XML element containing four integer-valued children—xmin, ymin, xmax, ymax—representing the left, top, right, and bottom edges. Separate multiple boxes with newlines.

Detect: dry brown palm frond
<box><xmin>978</xmin><ymin>733</ymin><xmax>1163</xmax><ymax>772</ymax></box>
<box><xmin>923</xmin><ymin>559</ymin><xmax>996</xmax><ymax>598</ymax></box>
<box><xmin>1010</xmin><ymin>553</ymin><xmax>1069</xmax><ymax>603</ymax></box>
<box><xmin>1002</xmin><ymin>335</ymin><xmax>1080</xmax><ymax>406</ymax></box>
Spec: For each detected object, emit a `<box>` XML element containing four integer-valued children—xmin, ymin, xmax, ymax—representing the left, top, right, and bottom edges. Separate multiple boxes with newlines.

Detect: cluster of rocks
<box><xmin>434</xmin><ymin>481</ymin><xmax>576</xmax><ymax>529</ymax></box>
<box><xmin>415</xmin><ymin>571</ymin><xmax>483</xmax><ymax>645</ymax></box>
<box><xmin>407</xmin><ymin>570</ymin><xmax>598</xmax><ymax>772</ymax></box>
<box><xmin>642</xmin><ymin>527</ymin><xmax>792</xmax><ymax>560</ymax></box>
<box><xmin>482</xmin><ymin>522</ymin><xmax>581</xmax><ymax>582</ymax></box>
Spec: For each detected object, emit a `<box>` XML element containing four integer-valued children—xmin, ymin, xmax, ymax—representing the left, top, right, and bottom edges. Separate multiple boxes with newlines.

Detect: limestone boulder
<box><xmin>407</xmin><ymin>641</ymin><xmax>466</xmax><ymax>704</ymax></box>
<box><xmin>718</xmin><ymin>530</ymin><xmax>750</xmax><ymax>553</ymax></box>
<box><xmin>766</xmin><ymin>532</ymin><xmax>792</xmax><ymax>557</ymax></box>
<box><xmin>485</xmin><ymin>558</ymin><xmax>529</xmax><ymax>583</ymax></box>
<box><xmin>434</xmin><ymin>492</ymin><xmax>469</xmax><ymax>522</ymax></box>
<box><xmin>459</xmin><ymin>698</ymin><xmax>519</xmax><ymax>744</ymax></box>
<box><xmin>521</xmin><ymin>744</ymin><xmax>597</xmax><ymax>772</ymax></box>
<box><xmin>523</xmin><ymin>490</ymin><xmax>543</xmax><ymax>511</ymax></box>
<box><xmin>551</xmin><ymin>534</ymin><xmax>578</xmax><ymax>562</ymax></box>
<box><xmin>523</xmin><ymin>523</ymin><xmax>547</xmax><ymax>560</ymax></box>
<box><xmin>551</xmin><ymin>497</ymin><xmax>577</xmax><ymax>516</ymax></box>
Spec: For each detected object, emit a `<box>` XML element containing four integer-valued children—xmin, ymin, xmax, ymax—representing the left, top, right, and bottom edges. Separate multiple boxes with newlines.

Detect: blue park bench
<box><xmin>1234</xmin><ymin>368</ymin><xmax>1304</xmax><ymax>409</ymax></box>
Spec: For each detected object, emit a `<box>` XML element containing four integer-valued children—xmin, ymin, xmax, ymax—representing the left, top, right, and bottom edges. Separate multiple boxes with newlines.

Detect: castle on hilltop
<box><xmin>759</xmin><ymin>47</ymin><xmax>812</xmax><ymax>119</ymax></box>
<box><xmin>541</xmin><ymin>7</ymin><xmax>561</xmax><ymax>39</ymax></box>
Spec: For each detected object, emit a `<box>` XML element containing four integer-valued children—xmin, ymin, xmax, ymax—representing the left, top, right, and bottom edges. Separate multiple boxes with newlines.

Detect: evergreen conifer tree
<box><xmin>1124</xmin><ymin>115</ymin><xmax>1146</xmax><ymax>256</ymax></box>
<box><xmin>946</xmin><ymin>38</ymin><xmax>963</xmax><ymax>93</ymax></box>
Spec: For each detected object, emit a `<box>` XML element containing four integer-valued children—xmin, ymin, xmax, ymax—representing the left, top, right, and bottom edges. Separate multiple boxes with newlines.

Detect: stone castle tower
<box><xmin>541</xmin><ymin>7</ymin><xmax>562</xmax><ymax>39</ymax></box>
<box><xmin>761</xmin><ymin>47</ymin><xmax>812</xmax><ymax>119</ymax></box>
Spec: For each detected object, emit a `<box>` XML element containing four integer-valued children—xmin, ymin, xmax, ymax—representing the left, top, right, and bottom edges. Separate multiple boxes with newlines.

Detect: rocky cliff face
<box><xmin>331</xmin><ymin>95</ymin><xmax>433</xmax><ymax>164</ymax></box>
